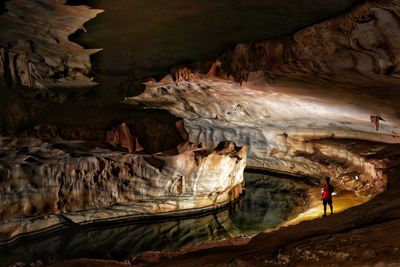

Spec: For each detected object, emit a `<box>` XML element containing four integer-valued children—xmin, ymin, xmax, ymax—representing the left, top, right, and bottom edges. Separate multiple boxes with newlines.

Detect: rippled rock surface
<box><xmin>131</xmin><ymin>0</ymin><xmax>400</xmax><ymax>197</ymax></box>
<box><xmin>0</xmin><ymin>0</ymin><xmax>102</xmax><ymax>89</ymax></box>
<box><xmin>132</xmin><ymin>79</ymin><xmax>392</xmax><ymax>197</ymax></box>
<box><xmin>0</xmin><ymin>171</ymin><xmax>311</xmax><ymax>267</ymax></box>
<box><xmin>0</xmin><ymin>137</ymin><xmax>246</xmax><ymax>241</ymax></box>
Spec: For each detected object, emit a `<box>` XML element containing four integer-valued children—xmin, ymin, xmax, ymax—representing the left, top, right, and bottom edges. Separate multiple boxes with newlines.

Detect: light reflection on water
<box><xmin>0</xmin><ymin>171</ymin><xmax>311</xmax><ymax>266</ymax></box>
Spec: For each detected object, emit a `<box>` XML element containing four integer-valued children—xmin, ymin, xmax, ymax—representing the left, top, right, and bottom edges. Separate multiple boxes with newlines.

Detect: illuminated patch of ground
<box><xmin>272</xmin><ymin>188</ymin><xmax>371</xmax><ymax>231</ymax></box>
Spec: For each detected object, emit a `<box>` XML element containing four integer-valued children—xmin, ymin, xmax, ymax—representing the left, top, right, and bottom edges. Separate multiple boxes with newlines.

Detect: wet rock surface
<box><xmin>95</xmin><ymin>135</ymin><xmax>400</xmax><ymax>267</ymax></box>
<box><xmin>139</xmin><ymin>165</ymin><xmax>400</xmax><ymax>267</ymax></box>
<box><xmin>0</xmin><ymin>137</ymin><xmax>246</xmax><ymax>242</ymax></box>
<box><xmin>15</xmin><ymin>162</ymin><xmax>398</xmax><ymax>267</ymax></box>
<box><xmin>0</xmin><ymin>171</ymin><xmax>311</xmax><ymax>267</ymax></box>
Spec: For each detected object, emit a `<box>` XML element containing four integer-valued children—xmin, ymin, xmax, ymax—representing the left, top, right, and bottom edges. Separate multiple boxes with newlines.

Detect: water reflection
<box><xmin>0</xmin><ymin>171</ymin><xmax>310</xmax><ymax>266</ymax></box>
<box><xmin>230</xmin><ymin>172</ymin><xmax>309</xmax><ymax>235</ymax></box>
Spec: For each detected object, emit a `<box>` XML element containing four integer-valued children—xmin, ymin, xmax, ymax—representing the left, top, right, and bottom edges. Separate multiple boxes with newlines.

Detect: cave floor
<box><xmin>45</xmin><ymin>169</ymin><xmax>399</xmax><ymax>267</ymax></box>
<box><xmin>276</xmin><ymin>189</ymin><xmax>370</xmax><ymax>232</ymax></box>
<box><xmin>2</xmin><ymin>132</ymin><xmax>398</xmax><ymax>267</ymax></box>
<box><xmin>124</xmin><ymin>165</ymin><xmax>400</xmax><ymax>267</ymax></box>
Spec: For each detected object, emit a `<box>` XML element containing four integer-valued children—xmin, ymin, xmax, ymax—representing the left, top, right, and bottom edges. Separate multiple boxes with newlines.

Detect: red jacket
<box><xmin>322</xmin><ymin>184</ymin><xmax>334</xmax><ymax>200</ymax></box>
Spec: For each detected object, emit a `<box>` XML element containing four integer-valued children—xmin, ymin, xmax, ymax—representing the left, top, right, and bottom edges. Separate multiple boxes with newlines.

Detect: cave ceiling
<box><xmin>1</xmin><ymin>0</ymin><xmax>400</xmax><ymax>155</ymax></box>
<box><xmin>66</xmin><ymin>0</ymin><xmax>363</xmax><ymax>99</ymax></box>
<box><xmin>2</xmin><ymin>2</ymin><xmax>400</xmax><ymax>264</ymax></box>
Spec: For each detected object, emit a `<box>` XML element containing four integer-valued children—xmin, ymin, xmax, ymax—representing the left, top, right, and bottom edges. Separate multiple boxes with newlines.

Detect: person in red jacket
<box><xmin>321</xmin><ymin>176</ymin><xmax>334</xmax><ymax>216</ymax></box>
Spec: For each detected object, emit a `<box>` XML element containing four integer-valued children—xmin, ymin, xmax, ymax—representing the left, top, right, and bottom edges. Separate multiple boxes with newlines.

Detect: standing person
<box><xmin>321</xmin><ymin>176</ymin><xmax>334</xmax><ymax>217</ymax></box>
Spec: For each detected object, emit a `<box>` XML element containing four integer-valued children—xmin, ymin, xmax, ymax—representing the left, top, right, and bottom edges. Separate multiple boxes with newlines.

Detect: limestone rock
<box><xmin>370</xmin><ymin>115</ymin><xmax>385</xmax><ymax>131</ymax></box>
<box><xmin>138</xmin><ymin>165</ymin><xmax>400</xmax><ymax>267</ymax></box>
<box><xmin>133</xmin><ymin>75</ymin><xmax>395</xmax><ymax>196</ymax></box>
<box><xmin>0</xmin><ymin>137</ymin><xmax>246</xmax><ymax>240</ymax></box>
<box><xmin>0</xmin><ymin>0</ymin><xmax>102</xmax><ymax>88</ymax></box>
<box><xmin>105</xmin><ymin>122</ymin><xmax>143</xmax><ymax>153</ymax></box>
<box><xmin>131</xmin><ymin>0</ymin><xmax>400</xmax><ymax>197</ymax></box>
<box><xmin>169</xmin><ymin>0</ymin><xmax>400</xmax><ymax>87</ymax></box>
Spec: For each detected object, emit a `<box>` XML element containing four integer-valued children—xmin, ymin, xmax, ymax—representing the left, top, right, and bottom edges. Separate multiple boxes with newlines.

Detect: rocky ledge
<box><xmin>129</xmin><ymin>163</ymin><xmax>400</xmax><ymax>267</ymax></box>
<box><xmin>0</xmin><ymin>137</ymin><xmax>246</xmax><ymax>243</ymax></box>
<box><xmin>130</xmin><ymin>0</ymin><xmax>400</xmax><ymax>198</ymax></box>
<box><xmin>0</xmin><ymin>0</ymin><xmax>102</xmax><ymax>89</ymax></box>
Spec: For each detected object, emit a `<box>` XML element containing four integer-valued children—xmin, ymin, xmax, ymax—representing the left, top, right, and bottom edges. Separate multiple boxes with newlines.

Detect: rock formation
<box><xmin>0</xmin><ymin>0</ymin><xmax>102</xmax><ymax>88</ymax></box>
<box><xmin>130</xmin><ymin>164</ymin><xmax>400</xmax><ymax>267</ymax></box>
<box><xmin>132</xmin><ymin>77</ymin><xmax>394</xmax><ymax>197</ymax></box>
<box><xmin>0</xmin><ymin>137</ymin><xmax>246</xmax><ymax>241</ymax></box>
<box><xmin>370</xmin><ymin>115</ymin><xmax>385</xmax><ymax>131</ymax></box>
<box><xmin>0</xmin><ymin>171</ymin><xmax>312</xmax><ymax>267</ymax></box>
<box><xmin>1</xmin><ymin>0</ymin><xmax>400</xmax><ymax>266</ymax></box>
<box><xmin>169</xmin><ymin>1</ymin><xmax>400</xmax><ymax>87</ymax></box>
<box><xmin>131</xmin><ymin>0</ymin><xmax>400</xmax><ymax>197</ymax></box>
<box><xmin>105</xmin><ymin>122</ymin><xmax>143</xmax><ymax>153</ymax></box>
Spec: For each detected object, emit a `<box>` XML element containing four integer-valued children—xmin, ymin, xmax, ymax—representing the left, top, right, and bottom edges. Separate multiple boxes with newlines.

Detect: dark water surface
<box><xmin>0</xmin><ymin>171</ymin><xmax>311</xmax><ymax>266</ymax></box>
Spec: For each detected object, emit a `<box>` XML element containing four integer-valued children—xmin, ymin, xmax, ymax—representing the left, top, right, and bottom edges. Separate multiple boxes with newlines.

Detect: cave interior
<box><xmin>1</xmin><ymin>0</ymin><xmax>400</xmax><ymax>266</ymax></box>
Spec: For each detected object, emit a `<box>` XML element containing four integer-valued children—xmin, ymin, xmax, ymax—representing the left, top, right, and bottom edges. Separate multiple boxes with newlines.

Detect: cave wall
<box><xmin>0</xmin><ymin>0</ymin><xmax>102</xmax><ymax>89</ymax></box>
<box><xmin>132</xmin><ymin>0</ymin><xmax>400</xmax><ymax>197</ymax></box>
<box><xmin>65</xmin><ymin>0</ymin><xmax>363</xmax><ymax>100</ymax></box>
<box><xmin>171</xmin><ymin>0</ymin><xmax>400</xmax><ymax>87</ymax></box>
<box><xmin>0</xmin><ymin>138</ymin><xmax>246</xmax><ymax>241</ymax></box>
<box><xmin>0</xmin><ymin>138</ymin><xmax>245</xmax><ymax>220</ymax></box>
<box><xmin>1</xmin><ymin>0</ymin><xmax>400</xmax><ymax>240</ymax></box>
<box><xmin>0</xmin><ymin>0</ymin><xmax>365</xmax><ymax>101</ymax></box>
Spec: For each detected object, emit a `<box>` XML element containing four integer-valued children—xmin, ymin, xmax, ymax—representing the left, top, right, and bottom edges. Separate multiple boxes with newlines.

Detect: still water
<box><xmin>0</xmin><ymin>171</ymin><xmax>312</xmax><ymax>266</ymax></box>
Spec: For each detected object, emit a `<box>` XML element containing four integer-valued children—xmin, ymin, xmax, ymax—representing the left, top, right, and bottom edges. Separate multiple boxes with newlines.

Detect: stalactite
<box><xmin>0</xmin><ymin>0</ymin><xmax>103</xmax><ymax>89</ymax></box>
